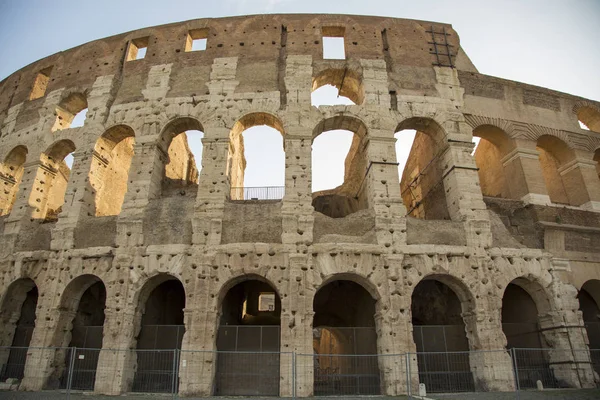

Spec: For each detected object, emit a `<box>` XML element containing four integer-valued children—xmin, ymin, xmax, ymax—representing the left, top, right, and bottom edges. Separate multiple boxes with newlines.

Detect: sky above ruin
<box><xmin>1</xmin><ymin>0</ymin><xmax>598</xmax><ymax>191</ymax></box>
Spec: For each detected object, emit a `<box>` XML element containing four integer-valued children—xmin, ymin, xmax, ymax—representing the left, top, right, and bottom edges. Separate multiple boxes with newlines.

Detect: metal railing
<box><xmin>1</xmin><ymin>346</ymin><xmax>600</xmax><ymax>399</ymax></box>
<box><xmin>229</xmin><ymin>186</ymin><xmax>285</xmax><ymax>200</ymax></box>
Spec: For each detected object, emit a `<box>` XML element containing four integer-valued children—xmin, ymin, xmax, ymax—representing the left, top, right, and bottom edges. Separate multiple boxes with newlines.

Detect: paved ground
<box><xmin>1</xmin><ymin>390</ymin><xmax>600</xmax><ymax>400</ymax></box>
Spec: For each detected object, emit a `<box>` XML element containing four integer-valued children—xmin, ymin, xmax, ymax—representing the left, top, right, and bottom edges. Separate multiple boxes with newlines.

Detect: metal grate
<box><xmin>229</xmin><ymin>186</ymin><xmax>285</xmax><ymax>200</ymax></box>
<box><xmin>426</xmin><ymin>25</ymin><xmax>455</xmax><ymax>68</ymax></box>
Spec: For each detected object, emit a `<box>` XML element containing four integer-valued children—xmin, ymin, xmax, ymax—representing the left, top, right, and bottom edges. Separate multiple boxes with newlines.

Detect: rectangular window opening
<box><xmin>185</xmin><ymin>29</ymin><xmax>209</xmax><ymax>52</ymax></box>
<box><xmin>127</xmin><ymin>37</ymin><xmax>149</xmax><ymax>61</ymax></box>
<box><xmin>322</xmin><ymin>26</ymin><xmax>346</xmax><ymax>60</ymax></box>
<box><xmin>258</xmin><ymin>293</ymin><xmax>276</xmax><ymax>312</ymax></box>
<box><xmin>29</xmin><ymin>66</ymin><xmax>53</xmax><ymax>100</ymax></box>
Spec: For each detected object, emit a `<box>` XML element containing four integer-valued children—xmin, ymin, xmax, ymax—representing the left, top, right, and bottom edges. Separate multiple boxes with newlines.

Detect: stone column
<box><xmin>440</xmin><ymin>138</ymin><xmax>492</xmax><ymax>248</ymax></box>
<box><xmin>281</xmin><ymin>128</ymin><xmax>314</xmax><ymax>246</ymax></box>
<box><xmin>20</xmin><ymin>305</ymin><xmax>76</xmax><ymax>391</ymax></box>
<box><xmin>374</xmin><ymin>266</ymin><xmax>414</xmax><ymax>396</ymax></box>
<box><xmin>501</xmin><ymin>141</ymin><xmax>551</xmax><ymax>204</ymax></box>
<box><xmin>192</xmin><ymin>127</ymin><xmax>230</xmax><ymax>246</ymax></box>
<box><xmin>280</xmin><ymin>254</ymin><xmax>314</xmax><ymax>397</ymax></box>
<box><xmin>462</xmin><ymin>305</ymin><xmax>516</xmax><ymax>392</ymax></box>
<box><xmin>178</xmin><ymin>274</ymin><xmax>219</xmax><ymax>397</ymax></box>
<box><xmin>363</xmin><ymin>132</ymin><xmax>407</xmax><ymax>247</ymax></box>
<box><xmin>51</xmin><ymin>150</ymin><xmax>97</xmax><ymax>250</ymax></box>
<box><xmin>93</xmin><ymin>306</ymin><xmax>138</xmax><ymax>394</ymax></box>
<box><xmin>557</xmin><ymin>152</ymin><xmax>600</xmax><ymax>210</ymax></box>
<box><xmin>2</xmin><ymin>162</ymin><xmax>42</xmax><ymax>255</ymax></box>
<box><xmin>116</xmin><ymin>131</ymin><xmax>165</xmax><ymax>247</ymax></box>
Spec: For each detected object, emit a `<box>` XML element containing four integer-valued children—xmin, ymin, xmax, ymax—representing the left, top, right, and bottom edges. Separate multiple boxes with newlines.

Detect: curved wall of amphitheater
<box><xmin>1</xmin><ymin>13</ymin><xmax>600</xmax><ymax>396</ymax></box>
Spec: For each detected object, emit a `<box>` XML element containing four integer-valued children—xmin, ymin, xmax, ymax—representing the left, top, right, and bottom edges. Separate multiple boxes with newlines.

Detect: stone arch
<box><xmin>594</xmin><ymin>147</ymin><xmax>600</xmax><ymax>180</ymax></box>
<box><xmin>30</xmin><ymin>139</ymin><xmax>76</xmax><ymax>220</ymax></box>
<box><xmin>410</xmin><ymin>273</ymin><xmax>476</xmax><ymax>392</ymax></box>
<box><xmin>52</xmin><ymin>91</ymin><xmax>88</xmax><ymax>131</ymax></box>
<box><xmin>0</xmin><ymin>278</ymin><xmax>38</xmax><ymax>381</ymax></box>
<box><xmin>578</xmin><ymin>279</ymin><xmax>600</xmax><ymax>374</ymax></box>
<box><xmin>472</xmin><ymin>124</ymin><xmax>516</xmax><ymax>199</ymax></box>
<box><xmin>317</xmin><ymin>272</ymin><xmax>381</xmax><ymax>303</ymax></box>
<box><xmin>396</xmin><ymin>117</ymin><xmax>450</xmax><ymax>220</ymax></box>
<box><xmin>215</xmin><ymin>273</ymin><xmax>282</xmax><ymax>396</ymax></box>
<box><xmin>312</xmin><ymin>275</ymin><xmax>381</xmax><ymax>395</ymax></box>
<box><xmin>0</xmin><ymin>145</ymin><xmax>28</xmax><ymax>216</ymax></box>
<box><xmin>536</xmin><ymin>135</ymin><xmax>579</xmax><ymax>206</ymax></box>
<box><xmin>312</xmin><ymin>68</ymin><xmax>363</xmax><ymax>105</ymax></box>
<box><xmin>47</xmin><ymin>274</ymin><xmax>106</xmax><ymax>390</ymax></box>
<box><xmin>153</xmin><ymin>117</ymin><xmax>205</xmax><ymax>198</ymax></box>
<box><xmin>311</xmin><ymin>115</ymin><xmax>369</xmax><ymax>217</ymax></box>
<box><xmin>89</xmin><ymin>124</ymin><xmax>136</xmax><ymax>216</ymax></box>
<box><xmin>227</xmin><ymin>112</ymin><xmax>285</xmax><ymax>196</ymax></box>
<box><xmin>129</xmin><ymin>272</ymin><xmax>186</xmax><ymax>393</ymax></box>
<box><xmin>573</xmin><ymin>103</ymin><xmax>600</xmax><ymax>132</ymax></box>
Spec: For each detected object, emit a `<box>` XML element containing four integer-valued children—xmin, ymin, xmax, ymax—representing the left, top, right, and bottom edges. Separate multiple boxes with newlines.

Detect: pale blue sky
<box><xmin>1</xmin><ymin>0</ymin><xmax>598</xmax><ymax>191</ymax></box>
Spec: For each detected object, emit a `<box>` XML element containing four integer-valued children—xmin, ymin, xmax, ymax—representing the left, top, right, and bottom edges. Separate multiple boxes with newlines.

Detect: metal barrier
<box><xmin>1</xmin><ymin>346</ymin><xmax>600</xmax><ymax>399</ymax></box>
<box><xmin>229</xmin><ymin>186</ymin><xmax>285</xmax><ymax>200</ymax></box>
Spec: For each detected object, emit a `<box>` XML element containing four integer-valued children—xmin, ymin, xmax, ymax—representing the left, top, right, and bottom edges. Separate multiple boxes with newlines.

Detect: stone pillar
<box><xmin>374</xmin><ymin>267</ymin><xmax>414</xmax><ymax>396</ymax></box>
<box><xmin>364</xmin><ymin>133</ymin><xmax>407</xmax><ymax>247</ymax></box>
<box><xmin>20</xmin><ymin>305</ymin><xmax>76</xmax><ymax>391</ymax></box>
<box><xmin>93</xmin><ymin>306</ymin><xmax>138</xmax><ymax>394</ymax></box>
<box><xmin>192</xmin><ymin>127</ymin><xmax>230</xmax><ymax>246</ymax></box>
<box><xmin>462</xmin><ymin>306</ymin><xmax>516</xmax><ymax>392</ymax></box>
<box><xmin>51</xmin><ymin>150</ymin><xmax>97</xmax><ymax>250</ymax></box>
<box><xmin>281</xmin><ymin>128</ymin><xmax>314</xmax><ymax>246</ymax></box>
<box><xmin>558</xmin><ymin>152</ymin><xmax>600</xmax><ymax>210</ymax></box>
<box><xmin>178</xmin><ymin>275</ymin><xmax>219</xmax><ymax>397</ymax></box>
<box><xmin>280</xmin><ymin>254</ymin><xmax>314</xmax><ymax>397</ymax></box>
<box><xmin>116</xmin><ymin>132</ymin><xmax>165</xmax><ymax>247</ymax></box>
<box><xmin>440</xmin><ymin>138</ymin><xmax>492</xmax><ymax>248</ymax></box>
<box><xmin>501</xmin><ymin>141</ymin><xmax>551</xmax><ymax>204</ymax></box>
<box><xmin>2</xmin><ymin>162</ymin><xmax>42</xmax><ymax>255</ymax></box>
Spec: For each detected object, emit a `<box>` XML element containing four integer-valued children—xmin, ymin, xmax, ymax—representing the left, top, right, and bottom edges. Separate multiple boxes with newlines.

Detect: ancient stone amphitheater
<box><xmin>0</xmin><ymin>13</ymin><xmax>600</xmax><ymax>398</ymax></box>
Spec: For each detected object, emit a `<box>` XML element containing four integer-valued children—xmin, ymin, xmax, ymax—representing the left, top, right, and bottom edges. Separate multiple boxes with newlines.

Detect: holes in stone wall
<box><xmin>30</xmin><ymin>139</ymin><xmax>76</xmax><ymax>220</ymax></box>
<box><xmin>471</xmin><ymin>125</ymin><xmax>514</xmax><ymax>199</ymax></box>
<box><xmin>126</xmin><ymin>37</ymin><xmax>149</xmax><ymax>61</ymax></box>
<box><xmin>228</xmin><ymin>113</ymin><xmax>285</xmax><ymax>200</ymax></box>
<box><xmin>90</xmin><ymin>125</ymin><xmax>136</xmax><ymax>216</ymax></box>
<box><xmin>159</xmin><ymin>118</ymin><xmax>204</xmax><ymax>198</ymax></box>
<box><xmin>29</xmin><ymin>66</ymin><xmax>53</xmax><ymax>100</ymax></box>
<box><xmin>576</xmin><ymin>106</ymin><xmax>600</xmax><ymax>132</ymax></box>
<box><xmin>185</xmin><ymin>28</ymin><xmax>208</xmax><ymax>52</ymax></box>
<box><xmin>0</xmin><ymin>145</ymin><xmax>28</xmax><ymax>216</ymax></box>
<box><xmin>396</xmin><ymin>118</ymin><xmax>449</xmax><ymax>220</ymax></box>
<box><xmin>52</xmin><ymin>92</ymin><xmax>88</xmax><ymax>132</ymax></box>
<box><xmin>311</xmin><ymin>116</ymin><xmax>368</xmax><ymax>218</ymax></box>
<box><xmin>312</xmin><ymin>68</ymin><xmax>363</xmax><ymax>106</ymax></box>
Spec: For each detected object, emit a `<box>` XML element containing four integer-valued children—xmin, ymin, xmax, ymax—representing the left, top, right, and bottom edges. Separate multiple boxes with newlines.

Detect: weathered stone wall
<box><xmin>0</xmin><ymin>13</ymin><xmax>600</xmax><ymax>396</ymax></box>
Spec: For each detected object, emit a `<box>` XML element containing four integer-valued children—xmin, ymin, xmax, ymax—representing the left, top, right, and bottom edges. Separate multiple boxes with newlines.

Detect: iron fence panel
<box><xmin>229</xmin><ymin>186</ymin><xmax>285</xmax><ymax>200</ymax></box>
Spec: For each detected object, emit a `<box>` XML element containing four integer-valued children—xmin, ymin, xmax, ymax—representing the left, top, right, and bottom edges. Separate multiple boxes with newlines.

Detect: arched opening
<box><xmin>51</xmin><ymin>275</ymin><xmax>106</xmax><ymax>391</ymax></box>
<box><xmin>0</xmin><ymin>146</ymin><xmax>28</xmax><ymax>216</ymax></box>
<box><xmin>578</xmin><ymin>280</ymin><xmax>600</xmax><ymax>375</ymax></box>
<box><xmin>312</xmin><ymin>116</ymin><xmax>368</xmax><ymax>218</ymax></box>
<box><xmin>536</xmin><ymin>135</ymin><xmax>578</xmax><ymax>206</ymax></box>
<box><xmin>472</xmin><ymin>125</ymin><xmax>515</xmax><ymax>199</ymax></box>
<box><xmin>576</xmin><ymin>106</ymin><xmax>600</xmax><ymax>133</ymax></box>
<box><xmin>90</xmin><ymin>125</ymin><xmax>135</xmax><ymax>216</ymax></box>
<box><xmin>52</xmin><ymin>92</ymin><xmax>88</xmax><ymax>132</ymax></box>
<box><xmin>227</xmin><ymin>113</ymin><xmax>285</xmax><ymax>200</ymax></box>
<box><xmin>312</xmin><ymin>68</ymin><xmax>363</xmax><ymax>106</ymax></box>
<box><xmin>397</xmin><ymin>118</ymin><xmax>450</xmax><ymax>220</ymax></box>
<box><xmin>30</xmin><ymin>140</ymin><xmax>76</xmax><ymax>220</ymax></box>
<box><xmin>215</xmin><ymin>277</ymin><xmax>281</xmax><ymax>396</ymax></box>
<box><xmin>313</xmin><ymin>279</ymin><xmax>380</xmax><ymax>395</ymax></box>
<box><xmin>501</xmin><ymin>280</ymin><xmax>556</xmax><ymax>388</ymax></box>
<box><xmin>133</xmin><ymin>275</ymin><xmax>185</xmax><ymax>393</ymax></box>
<box><xmin>159</xmin><ymin>118</ymin><xmax>204</xmax><ymax>198</ymax></box>
<box><xmin>411</xmin><ymin>278</ymin><xmax>473</xmax><ymax>392</ymax></box>
<box><xmin>0</xmin><ymin>278</ymin><xmax>38</xmax><ymax>382</ymax></box>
